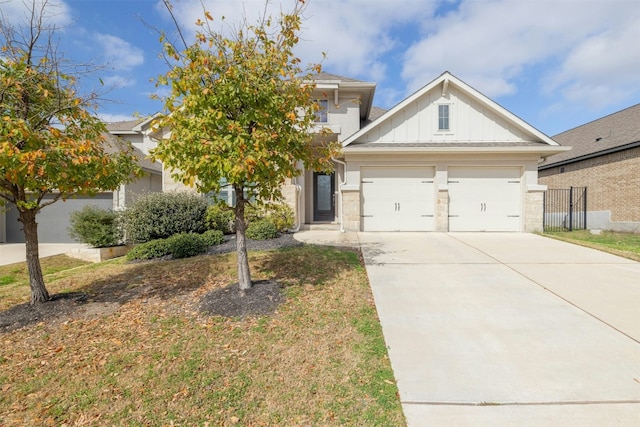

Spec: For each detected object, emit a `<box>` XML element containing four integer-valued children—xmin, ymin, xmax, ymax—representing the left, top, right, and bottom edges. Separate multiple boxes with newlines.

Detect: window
<box><xmin>438</xmin><ymin>104</ymin><xmax>450</xmax><ymax>131</ymax></box>
<box><xmin>315</xmin><ymin>99</ymin><xmax>328</xmax><ymax>123</ymax></box>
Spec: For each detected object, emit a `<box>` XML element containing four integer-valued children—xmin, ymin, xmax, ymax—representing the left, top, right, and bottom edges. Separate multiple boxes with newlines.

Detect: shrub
<box><xmin>245</xmin><ymin>202</ymin><xmax>294</xmax><ymax>233</ymax></box>
<box><xmin>68</xmin><ymin>205</ymin><xmax>122</xmax><ymax>248</ymax></box>
<box><xmin>205</xmin><ymin>205</ymin><xmax>235</xmax><ymax>234</ymax></box>
<box><xmin>201</xmin><ymin>229</ymin><xmax>225</xmax><ymax>246</ymax></box>
<box><xmin>123</xmin><ymin>192</ymin><xmax>208</xmax><ymax>243</ymax></box>
<box><xmin>246</xmin><ymin>219</ymin><xmax>279</xmax><ymax>240</ymax></box>
<box><xmin>265</xmin><ymin>203</ymin><xmax>294</xmax><ymax>233</ymax></box>
<box><xmin>166</xmin><ymin>233</ymin><xmax>208</xmax><ymax>259</ymax></box>
<box><xmin>126</xmin><ymin>239</ymin><xmax>171</xmax><ymax>260</ymax></box>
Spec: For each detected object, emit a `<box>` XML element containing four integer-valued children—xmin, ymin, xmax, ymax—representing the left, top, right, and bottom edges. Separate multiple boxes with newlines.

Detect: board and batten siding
<box><xmin>362</xmin><ymin>88</ymin><xmax>528</xmax><ymax>144</ymax></box>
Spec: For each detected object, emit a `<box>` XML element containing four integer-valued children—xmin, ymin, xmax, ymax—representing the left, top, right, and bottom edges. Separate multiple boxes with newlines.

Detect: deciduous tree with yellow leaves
<box><xmin>0</xmin><ymin>1</ymin><xmax>140</xmax><ymax>304</ymax></box>
<box><xmin>153</xmin><ymin>1</ymin><xmax>338</xmax><ymax>292</ymax></box>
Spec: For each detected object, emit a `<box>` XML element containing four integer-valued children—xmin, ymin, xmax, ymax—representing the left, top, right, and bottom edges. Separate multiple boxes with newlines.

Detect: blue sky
<box><xmin>4</xmin><ymin>0</ymin><xmax>640</xmax><ymax>136</ymax></box>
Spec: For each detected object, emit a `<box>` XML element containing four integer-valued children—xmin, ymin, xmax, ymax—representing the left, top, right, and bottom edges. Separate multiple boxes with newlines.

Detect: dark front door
<box><xmin>313</xmin><ymin>172</ymin><xmax>335</xmax><ymax>222</ymax></box>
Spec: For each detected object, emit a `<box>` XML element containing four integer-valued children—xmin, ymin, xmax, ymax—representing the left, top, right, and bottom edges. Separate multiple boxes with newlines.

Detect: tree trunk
<box><xmin>19</xmin><ymin>209</ymin><xmax>50</xmax><ymax>304</ymax></box>
<box><xmin>234</xmin><ymin>185</ymin><xmax>252</xmax><ymax>292</ymax></box>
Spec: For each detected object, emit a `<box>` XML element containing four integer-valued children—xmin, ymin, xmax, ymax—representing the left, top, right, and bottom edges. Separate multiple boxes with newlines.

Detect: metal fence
<box><xmin>543</xmin><ymin>187</ymin><xmax>587</xmax><ymax>231</ymax></box>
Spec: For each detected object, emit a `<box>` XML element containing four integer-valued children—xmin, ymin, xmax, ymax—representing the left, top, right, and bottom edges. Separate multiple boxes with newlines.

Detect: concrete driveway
<box><xmin>358</xmin><ymin>232</ymin><xmax>640</xmax><ymax>426</ymax></box>
<box><xmin>0</xmin><ymin>243</ymin><xmax>86</xmax><ymax>266</ymax></box>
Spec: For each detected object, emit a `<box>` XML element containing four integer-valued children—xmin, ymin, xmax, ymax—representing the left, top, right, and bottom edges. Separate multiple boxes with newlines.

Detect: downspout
<box><xmin>290</xmin><ymin>176</ymin><xmax>303</xmax><ymax>232</ymax></box>
<box><xmin>331</xmin><ymin>157</ymin><xmax>347</xmax><ymax>233</ymax></box>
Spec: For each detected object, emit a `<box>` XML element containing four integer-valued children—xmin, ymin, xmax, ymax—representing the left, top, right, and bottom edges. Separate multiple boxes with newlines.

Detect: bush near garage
<box><xmin>123</xmin><ymin>192</ymin><xmax>208</xmax><ymax>244</ymax></box>
<box><xmin>68</xmin><ymin>205</ymin><xmax>123</xmax><ymax>248</ymax></box>
<box><xmin>207</xmin><ymin>201</ymin><xmax>293</xmax><ymax>237</ymax></box>
<box><xmin>246</xmin><ymin>219</ymin><xmax>279</xmax><ymax>240</ymax></box>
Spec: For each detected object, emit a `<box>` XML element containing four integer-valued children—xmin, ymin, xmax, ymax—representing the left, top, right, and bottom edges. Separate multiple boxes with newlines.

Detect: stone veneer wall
<box><xmin>436</xmin><ymin>190</ymin><xmax>449</xmax><ymax>232</ymax></box>
<box><xmin>341</xmin><ymin>190</ymin><xmax>361</xmax><ymax>231</ymax></box>
<box><xmin>524</xmin><ymin>191</ymin><xmax>544</xmax><ymax>232</ymax></box>
<box><xmin>281</xmin><ymin>182</ymin><xmax>299</xmax><ymax>227</ymax></box>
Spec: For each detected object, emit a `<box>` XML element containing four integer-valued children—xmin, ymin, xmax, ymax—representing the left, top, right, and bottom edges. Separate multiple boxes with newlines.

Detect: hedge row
<box><xmin>69</xmin><ymin>192</ymin><xmax>294</xmax><ymax>248</ymax></box>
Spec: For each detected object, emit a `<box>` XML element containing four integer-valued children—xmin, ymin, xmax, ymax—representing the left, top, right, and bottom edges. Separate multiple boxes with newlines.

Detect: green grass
<box><xmin>543</xmin><ymin>230</ymin><xmax>640</xmax><ymax>261</ymax></box>
<box><xmin>0</xmin><ymin>245</ymin><xmax>405</xmax><ymax>426</ymax></box>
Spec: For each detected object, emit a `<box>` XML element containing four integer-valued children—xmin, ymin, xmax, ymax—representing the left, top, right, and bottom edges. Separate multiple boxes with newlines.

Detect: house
<box><xmin>538</xmin><ymin>104</ymin><xmax>640</xmax><ymax>232</ymax></box>
<box><xmin>0</xmin><ymin>123</ymin><xmax>162</xmax><ymax>243</ymax></box>
<box><xmin>279</xmin><ymin>71</ymin><xmax>567</xmax><ymax>232</ymax></box>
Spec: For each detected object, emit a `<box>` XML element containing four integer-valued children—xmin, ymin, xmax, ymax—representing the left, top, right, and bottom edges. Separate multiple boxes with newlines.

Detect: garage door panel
<box><xmin>361</xmin><ymin>167</ymin><xmax>435</xmax><ymax>231</ymax></box>
<box><xmin>5</xmin><ymin>194</ymin><xmax>113</xmax><ymax>243</ymax></box>
<box><xmin>448</xmin><ymin>167</ymin><xmax>521</xmax><ymax>232</ymax></box>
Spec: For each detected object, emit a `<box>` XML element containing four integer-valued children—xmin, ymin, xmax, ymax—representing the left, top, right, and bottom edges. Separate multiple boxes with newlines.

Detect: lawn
<box><xmin>543</xmin><ymin>230</ymin><xmax>640</xmax><ymax>262</ymax></box>
<box><xmin>0</xmin><ymin>245</ymin><xmax>404</xmax><ymax>426</ymax></box>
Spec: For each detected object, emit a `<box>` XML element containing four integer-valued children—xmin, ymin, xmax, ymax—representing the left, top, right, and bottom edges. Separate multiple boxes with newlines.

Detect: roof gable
<box><xmin>343</xmin><ymin>71</ymin><xmax>558</xmax><ymax>147</ymax></box>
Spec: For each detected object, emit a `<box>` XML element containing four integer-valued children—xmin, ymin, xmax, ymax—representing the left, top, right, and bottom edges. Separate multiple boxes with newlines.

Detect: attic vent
<box><xmin>595</xmin><ymin>137</ymin><xmax>602</xmax><ymax>142</ymax></box>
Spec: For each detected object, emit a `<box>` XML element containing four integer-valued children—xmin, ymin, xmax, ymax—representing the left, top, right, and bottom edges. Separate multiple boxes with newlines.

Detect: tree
<box><xmin>153</xmin><ymin>0</ymin><xmax>338</xmax><ymax>292</ymax></box>
<box><xmin>0</xmin><ymin>0</ymin><xmax>141</xmax><ymax>304</ymax></box>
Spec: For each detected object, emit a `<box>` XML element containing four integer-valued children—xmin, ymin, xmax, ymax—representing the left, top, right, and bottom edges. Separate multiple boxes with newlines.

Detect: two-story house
<box><xmin>284</xmin><ymin>71</ymin><xmax>566</xmax><ymax>233</ymax></box>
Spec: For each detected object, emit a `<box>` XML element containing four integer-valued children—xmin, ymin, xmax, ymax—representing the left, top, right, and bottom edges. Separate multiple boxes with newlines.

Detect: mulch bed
<box><xmin>1</xmin><ymin>234</ymin><xmax>303</xmax><ymax>332</ymax></box>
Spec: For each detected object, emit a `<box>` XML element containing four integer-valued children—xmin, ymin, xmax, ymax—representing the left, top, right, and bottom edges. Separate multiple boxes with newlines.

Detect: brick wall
<box><xmin>539</xmin><ymin>147</ymin><xmax>640</xmax><ymax>222</ymax></box>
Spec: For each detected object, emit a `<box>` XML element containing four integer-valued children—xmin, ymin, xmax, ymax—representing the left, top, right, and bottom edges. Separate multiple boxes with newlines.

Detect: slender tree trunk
<box><xmin>234</xmin><ymin>185</ymin><xmax>252</xmax><ymax>292</ymax></box>
<box><xmin>19</xmin><ymin>209</ymin><xmax>50</xmax><ymax>304</ymax></box>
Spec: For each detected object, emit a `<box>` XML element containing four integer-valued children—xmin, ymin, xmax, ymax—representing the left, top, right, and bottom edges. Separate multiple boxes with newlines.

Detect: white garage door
<box><xmin>5</xmin><ymin>193</ymin><xmax>114</xmax><ymax>243</ymax></box>
<box><xmin>448</xmin><ymin>167</ymin><xmax>521</xmax><ymax>232</ymax></box>
<box><xmin>361</xmin><ymin>167</ymin><xmax>435</xmax><ymax>231</ymax></box>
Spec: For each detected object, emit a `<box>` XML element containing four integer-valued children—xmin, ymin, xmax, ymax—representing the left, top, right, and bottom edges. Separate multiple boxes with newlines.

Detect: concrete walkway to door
<box><xmin>358</xmin><ymin>232</ymin><xmax>640</xmax><ymax>426</ymax></box>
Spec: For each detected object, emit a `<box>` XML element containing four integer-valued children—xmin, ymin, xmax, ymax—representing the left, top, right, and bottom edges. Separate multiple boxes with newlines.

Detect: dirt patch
<box><xmin>199</xmin><ymin>280</ymin><xmax>285</xmax><ymax>318</ymax></box>
<box><xmin>0</xmin><ymin>293</ymin><xmax>120</xmax><ymax>332</ymax></box>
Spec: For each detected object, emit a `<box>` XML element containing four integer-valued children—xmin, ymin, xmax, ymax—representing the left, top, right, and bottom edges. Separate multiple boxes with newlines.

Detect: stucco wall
<box><xmin>539</xmin><ymin>147</ymin><xmax>640</xmax><ymax>223</ymax></box>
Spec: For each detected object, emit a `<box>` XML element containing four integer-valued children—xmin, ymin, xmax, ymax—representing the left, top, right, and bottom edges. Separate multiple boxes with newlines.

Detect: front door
<box><xmin>313</xmin><ymin>172</ymin><xmax>335</xmax><ymax>222</ymax></box>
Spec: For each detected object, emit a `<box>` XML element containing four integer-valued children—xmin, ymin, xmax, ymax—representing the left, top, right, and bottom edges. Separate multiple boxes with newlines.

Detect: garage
<box><xmin>361</xmin><ymin>167</ymin><xmax>435</xmax><ymax>231</ymax></box>
<box><xmin>448</xmin><ymin>167</ymin><xmax>522</xmax><ymax>231</ymax></box>
<box><xmin>5</xmin><ymin>193</ymin><xmax>114</xmax><ymax>243</ymax></box>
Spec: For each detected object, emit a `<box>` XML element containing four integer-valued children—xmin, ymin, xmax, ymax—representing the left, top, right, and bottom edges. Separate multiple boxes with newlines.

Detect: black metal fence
<box><xmin>543</xmin><ymin>187</ymin><xmax>587</xmax><ymax>231</ymax></box>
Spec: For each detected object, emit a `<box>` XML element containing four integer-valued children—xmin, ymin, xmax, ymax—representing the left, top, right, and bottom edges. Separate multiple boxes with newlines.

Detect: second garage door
<box><xmin>448</xmin><ymin>167</ymin><xmax>522</xmax><ymax>232</ymax></box>
<box><xmin>361</xmin><ymin>167</ymin><xmax>435</xmax><ymax>231</ymax></box>
<box><xmin>5</xmin><ymin>193</ymin><xmax>114</xmax><ymax>243</ymax></box>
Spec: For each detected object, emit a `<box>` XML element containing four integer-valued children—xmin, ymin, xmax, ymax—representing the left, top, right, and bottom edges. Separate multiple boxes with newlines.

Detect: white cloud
<box><xmin>101</xmin><ymin>75</ymin><xmax>137</xmax><ymax>89</ymax></box>
<box><xmin>400</xmin><ymin>0</ymin><xmax>640</xmax><ymax>111</ymax></box>
<box><xmin>1</xmin><ymin>0</ymin><xmax>72</xmax><ymax>29</ymax></box>
<box><xmin>155</xmin><ymin>0</ymin><xmax>436</xmax><ymax>82</ymax></box>
<box><xmin>95</xmin><ymin>33</ymin><xmax>145</xmax><ymax>71</ymax></box>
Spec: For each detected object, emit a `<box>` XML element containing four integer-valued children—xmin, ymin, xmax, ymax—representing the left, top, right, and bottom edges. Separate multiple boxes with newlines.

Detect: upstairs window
<box><xmin>315</xmin><ymin>99</ymin><xmax>328</xmax><ymax>123</ymax></box>
<box><xmin>438</xmin><ymin>104</ymin><xmax>450</xmax><ymax>131</ymax></box>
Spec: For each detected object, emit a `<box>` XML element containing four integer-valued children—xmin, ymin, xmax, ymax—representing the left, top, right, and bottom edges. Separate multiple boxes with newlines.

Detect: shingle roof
<box><xmin>308</xmin><ymin>72</ymin><xmax>365</xmax><ymax>83</ymax></box>
<box><xmin>540</xmin><ymin>103</ymin><xmax>640</xmax><ymax>168</ymax></box>
<box><xmin>105</xmin><ymin>119</ymin><xmax>146</xmax><ymax>132</ymax></box>
<box><xmin>103</xmin><ymin>133</ymin><xmax>161</xmax><ymax>173</ymax></box>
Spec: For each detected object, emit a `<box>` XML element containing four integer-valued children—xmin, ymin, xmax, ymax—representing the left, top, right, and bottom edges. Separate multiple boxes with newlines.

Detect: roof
<box><xmin>103</xmin><ymin>133</ymin><xmax>161</xmax><ymax>173</ymax></box>
<box><xmin>342</xmin><ymin>71</ymin><xmax>561</xmax><ymax>149</ymax></box>
<box><xmin>539</xmin><ymin>103</ymin><xmax>640</xmax><ymax>169</ymax></box>
<box><xmin>343</xmin><ymin>141</ymin><xmax>564</xmax><ymax>155</ymax></box>
<box><xmin>105</xmin><ymin>119</ymin><xmax>145</xmax><ymax>133</ymax></box>
<box><xmin>308</xmin><ymin>71</ymin><xmax>376</xmax><ymax>121</ymax></box>
<box><xmin>308</xmin><ymin>72</ymin><xmax>366</xmax><ymax>83</ymax></box>
<box><xmin>361</xmin><ymin>106</ymin><xmax>388</xmax><ymax>127</ymax></box>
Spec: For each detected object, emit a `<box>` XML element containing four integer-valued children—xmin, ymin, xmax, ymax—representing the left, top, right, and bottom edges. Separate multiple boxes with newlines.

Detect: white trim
<box><xmin>342</xmin><ymin>71</ymin><xmax>559</xmax><ymax>147</ymax></box>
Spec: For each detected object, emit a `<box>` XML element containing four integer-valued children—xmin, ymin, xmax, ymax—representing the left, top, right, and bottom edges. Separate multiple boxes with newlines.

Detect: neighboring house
<box><xmin>0</xmin><ymin>123</ymin><xmax>162</xmax><ymax>243</ymax></box>
<box><xmin>539</xmin><ymin>104</ymin><xmax>640</xmax><ymax>232</ymax></box>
